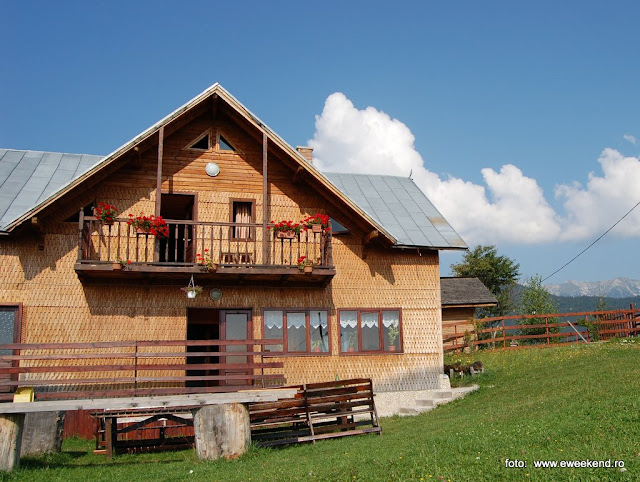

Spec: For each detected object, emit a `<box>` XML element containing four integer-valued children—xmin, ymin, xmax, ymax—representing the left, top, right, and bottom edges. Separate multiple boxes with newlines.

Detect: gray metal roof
<box><xmin>440</xmin><ymin>277</ymin><xmax>498</xmax><ymax>307</ymax></box>
<box><xmin>324</xmin><ymin>172</ymin><xmax>467</xmax><ymax>249</ymax></box>
<box><xmin>0</xmin><ymin>149</ymin><xmax>467</xmax><ymax>251</ymax></box>
<box><xmin>0</xmin><ymin>149</ymin><xmax>103</xmax><ymax>231</ymax></box>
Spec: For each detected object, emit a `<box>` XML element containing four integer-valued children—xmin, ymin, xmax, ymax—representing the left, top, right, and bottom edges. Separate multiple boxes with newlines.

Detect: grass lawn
<box><xmin>3</xmin><ymin>340</ymin><xmax>638</xmax><ymax>481</ymax></box>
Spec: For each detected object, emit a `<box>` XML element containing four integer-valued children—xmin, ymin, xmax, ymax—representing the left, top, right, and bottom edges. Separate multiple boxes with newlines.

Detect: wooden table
<box><xmin>0</xmin><ymin>388</ymin><xmax>298</xmax><ymax>470</ymax></box>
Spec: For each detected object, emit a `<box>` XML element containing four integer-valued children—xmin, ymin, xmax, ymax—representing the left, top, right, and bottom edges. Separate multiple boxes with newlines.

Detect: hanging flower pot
<box><xmin>180</xmin><ymin>275</ymin><xmax>202</xmax><ymax>299</ymax></box>
<box><xmin>311</xmin><ymin>224</ymin><xmax>322</xmax><ymax>233</ymax></box>
<box><xmin>304</xmin><ymin>265</ymin><xmax>313</xmax><ymax>274</ymax></box>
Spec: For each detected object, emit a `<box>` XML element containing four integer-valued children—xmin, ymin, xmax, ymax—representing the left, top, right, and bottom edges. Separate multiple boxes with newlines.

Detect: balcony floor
<box><xmin>74</xmin><ymin>262</ymin><xmax>335</xmax><ymax>287</ymax></box>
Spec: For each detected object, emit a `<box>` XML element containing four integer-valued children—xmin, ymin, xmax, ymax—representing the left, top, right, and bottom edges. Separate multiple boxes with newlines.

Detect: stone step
<box><xmin>432</xmin><ymin>390</ymin><xmax>453</xmax><ymax>400</ymax></box>
<box><xmin>415</xmin><ymin>398</ymin><xmax>435</xmax><ymax>408</ymax></box>
<box><xmin>397</xmin><ymin>405</ymin><xmax>434</xmax><ymax>416</ymax></box>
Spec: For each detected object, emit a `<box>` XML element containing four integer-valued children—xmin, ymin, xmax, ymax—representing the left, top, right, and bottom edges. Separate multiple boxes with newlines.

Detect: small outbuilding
<box><xmin>441</xmin><ymin>277</ymin><xmax>497</xmax><ymax>349</ymax></box>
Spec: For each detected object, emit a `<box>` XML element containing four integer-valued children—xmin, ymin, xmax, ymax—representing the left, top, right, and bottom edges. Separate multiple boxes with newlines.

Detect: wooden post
<box><xmin>192</xmin><ymin>403</ymin><xmax>250</xmax><ymax>460</ymax></box>
<box><xmin>545</xmin><ymin>317</ymin><xmax>550</xmax><ymax>345</ymax></box>
<box><xmin>104</xmin><ymin>417</ymin><xmax>115</xmax><ymax>459</ymax></box>
<box><xmin>20</xmin><ymin>411</ymin><xmax>65</xmax><ymax>457</ymax></box>
<box><xmin>77</xmin><ymin>208</ymin><xmax>84</xmax><ymax>261</ymax></box>
<box><xmin>154</xmin><ymin>127</ymin><xmax>164</xmax><ymax>263</ymax></box>
<box><xmin>0</xmin><ymin>413</ymin><xmax>24</xmax><ymax>471</ymax></box>
<box><xmin>262</xmin><ymin>132</ymin><xmax>269</xmax><ymax>265</ymax></box>
<box><xmin>155</xmin><ymin>127</ymin><xmax>164</xmax><ymax>217</ymax></box>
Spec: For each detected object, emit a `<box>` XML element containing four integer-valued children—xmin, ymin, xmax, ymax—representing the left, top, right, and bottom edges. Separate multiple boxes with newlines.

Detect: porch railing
<box><xmin>77</xmin><ymin>213</ymin><xmax>333</xmax><ymax>269</ymax></box>
<box><xmin>0</xmin><ymin>339</ymin><xmax>285</xmax><ymax>402</ymax></box>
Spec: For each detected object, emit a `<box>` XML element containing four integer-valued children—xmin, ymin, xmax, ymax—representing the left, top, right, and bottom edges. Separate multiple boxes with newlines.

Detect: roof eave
<box><xmin>392</xmin><ymin>244</ymin><xmax>468</xmax><ymax>251</ymax></box>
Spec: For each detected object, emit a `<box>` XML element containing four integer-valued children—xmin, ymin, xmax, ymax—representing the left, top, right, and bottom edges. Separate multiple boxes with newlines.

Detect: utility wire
<box><xmin>542</xmin><ymin>199</ymin><xmax>640</xmax><ymax>282</ymax></box>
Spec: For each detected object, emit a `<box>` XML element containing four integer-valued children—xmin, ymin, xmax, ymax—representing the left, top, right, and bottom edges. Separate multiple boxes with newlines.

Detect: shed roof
<box><xmin>440</xmin><ymin>277</ymin><xmax>498</xmax><ymax>307</ymax></box>
<box><xmin>325</xmin><ymin>173</ymin><xmax>466</xmax><ymax>249</ymax></box>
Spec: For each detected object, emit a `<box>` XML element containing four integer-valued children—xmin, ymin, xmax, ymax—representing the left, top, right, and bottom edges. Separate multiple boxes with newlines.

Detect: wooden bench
<box><xmin>248</xmin><ymin>378</ymin><xmax>381</xmax><ymax>447</ymax></box>
<box><xmin>91</xmin><ymin>406</ymin><xmax>195</xmax><ymax>457</ymax></box>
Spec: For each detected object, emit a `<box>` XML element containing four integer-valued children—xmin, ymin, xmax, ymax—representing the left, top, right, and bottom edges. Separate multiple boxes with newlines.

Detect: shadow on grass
<box><xmin>20</xmin><ymin>450</ymin><xmax>190</xmax><ymax>470</ymax></box>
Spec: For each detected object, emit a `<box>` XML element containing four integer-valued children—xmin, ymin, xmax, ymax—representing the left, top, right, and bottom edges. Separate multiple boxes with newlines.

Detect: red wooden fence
<box><xmin>444</xmin><ymin>305</ymin><xmax>640</xmax><ymax>353</ymax></box>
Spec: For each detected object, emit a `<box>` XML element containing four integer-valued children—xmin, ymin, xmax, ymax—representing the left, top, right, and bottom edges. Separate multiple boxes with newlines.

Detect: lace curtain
<box><xmin>234</xmin><ymin>203</ymin><xmax>251</xmax><ymax>239</ymax></box>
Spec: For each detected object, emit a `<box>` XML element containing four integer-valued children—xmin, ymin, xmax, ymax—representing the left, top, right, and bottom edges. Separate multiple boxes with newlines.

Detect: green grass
<box><xmin>4</xmin><ymin>340</ymin><xmax>639</xmax><ymax>481</ymax></box>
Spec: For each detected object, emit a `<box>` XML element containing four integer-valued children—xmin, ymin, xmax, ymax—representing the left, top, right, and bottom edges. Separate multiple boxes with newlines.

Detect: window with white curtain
<box><xmin>263</xmin><ymin>309</ymin><xmax>330</xmax><ymax>355</ymax></box>
<box><xmin>339</xmin><ymin>309</ymin><xmax>402</xmax><ymax>353</ymax></box>
<box><xmin>232</xmin><ymin>201</ymin><xmax>253</xmax><ymax>239</ymax></box>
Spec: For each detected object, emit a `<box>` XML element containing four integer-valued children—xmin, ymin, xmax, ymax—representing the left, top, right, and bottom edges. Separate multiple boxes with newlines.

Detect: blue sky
<box><xmin>2</xmin><ymin>1</ymin><xmax>640</xmax><ymax>284</ymax></box>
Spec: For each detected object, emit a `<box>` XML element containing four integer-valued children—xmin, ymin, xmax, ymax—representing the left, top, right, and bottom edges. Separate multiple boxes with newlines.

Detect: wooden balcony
<box><xmin>74</xmin><ymin>216</ymin><xmax>335</xmax><ymax>287</ymax></box>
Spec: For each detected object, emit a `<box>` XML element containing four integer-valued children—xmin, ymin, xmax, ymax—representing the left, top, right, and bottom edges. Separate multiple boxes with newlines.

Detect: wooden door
<box><xmin>186</xmin><ymin>308</ymin><xmax>219</xmax><ymax>387</ymax></box>
<box><xmin>160</xmin><ymin>193</ymin><xmax>195</xmax><ymax>263</ymax></box>
<box><xmin>219</xmin><ymin>310</ymin><xmax>252</xmax><ymax>387</ymax></box>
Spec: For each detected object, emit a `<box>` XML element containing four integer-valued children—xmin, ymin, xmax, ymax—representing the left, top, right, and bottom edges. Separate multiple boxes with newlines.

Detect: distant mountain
<box><xmin>545</xmin><ymin>277</ymin><xmax>640</xmax><ymax>298</ymax></box>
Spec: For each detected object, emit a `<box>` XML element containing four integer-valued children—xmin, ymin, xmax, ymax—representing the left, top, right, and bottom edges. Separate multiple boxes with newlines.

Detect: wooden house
<box><xmin>0</xmin><ymin>84</ymin><xmax>467</xmax><ymax>400</ymax></box>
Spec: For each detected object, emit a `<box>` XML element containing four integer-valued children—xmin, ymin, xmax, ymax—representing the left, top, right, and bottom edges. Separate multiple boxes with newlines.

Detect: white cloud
<box><xmin>555</xmin><ymin>148</ymin><xmax>640</xmax><ymax>240</ymax></box>
<box><xmin>309</xmin><ymin>93</ymin><xmax>640</xmax><ymax>246</ymax></box>
<box><xmin>623</xmin><ymin>134</ymin><xmax>637</xmax><ymax>145</ymax></box>
<box><xmin>309</xmin><ymin>93</ymin><xmax>561</xmax><ymax>244</ymax></box>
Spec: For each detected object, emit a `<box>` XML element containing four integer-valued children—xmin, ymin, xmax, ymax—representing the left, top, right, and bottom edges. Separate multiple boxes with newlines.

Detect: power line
<box><xmin>542</xmin><ymin>199</ymin><xmax>640</xmax><ymax>282</ymax></box>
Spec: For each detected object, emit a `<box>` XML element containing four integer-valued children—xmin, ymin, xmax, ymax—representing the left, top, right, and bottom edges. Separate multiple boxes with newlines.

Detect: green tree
<box><xmin>518</xmin><ymin>274</ymin><xmax>559</xmax><ymax>344</ymax></box>
<box><xmin>450</xmin><ymin>245</ymin><xmax>520</xmax><ymax>317</ymax></box>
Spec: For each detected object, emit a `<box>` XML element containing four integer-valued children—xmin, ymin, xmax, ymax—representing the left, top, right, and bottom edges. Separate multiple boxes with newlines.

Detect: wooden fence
<box><xmin>0</xmin><ymin>339</ymin><xmax>285</xmax><ymax>401</ymax></box>
<box><xmin>443</xmin><ymin>306</ymin><xmax>640</xmax><ymax>353</ymax></box>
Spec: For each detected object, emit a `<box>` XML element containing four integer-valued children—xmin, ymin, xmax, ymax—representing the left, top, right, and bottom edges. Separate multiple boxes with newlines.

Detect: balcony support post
<box><xmin>154</xmin><ymin>126</ymin><xmax>164</xmax><ymax>262</ymax></box>
<box><xmin>262</xmin><ymin>132</ymin><xmax>269</xmax><ymax>265</ymax></box>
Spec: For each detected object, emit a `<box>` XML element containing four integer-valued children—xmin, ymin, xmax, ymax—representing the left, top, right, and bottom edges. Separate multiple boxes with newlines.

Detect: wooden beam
<box><xmin>132</xmin><ymin>147</ymin><xmax>143</xmax><ymax>170</ymax></box>
<box><xmin>362</xmin><ymin>230</ymin><xmax>379</xmax><ymax>260</ymax></box>
<box><xmin>31</xmin><ymin>217</ymin><xmax>45</xmax><ymax>250</ymax></box>
<box><xmin>155</xmin><ymin>127</ymin><xmax>164</xmax><ymax>217</ymax></box>
<box><xmin>262</xmin><ymin>132</ymin><xmax>269</xmax><ymax>264</ymax></box>
<box><xmin>292</xmin><ymin>166</ymin><xmax>304</xmax><ymax>184</ymax></box>
<box><xmin>363</xmin><ymin>230</ymin><xmax>379</xmax><ymax>245</ymax></box>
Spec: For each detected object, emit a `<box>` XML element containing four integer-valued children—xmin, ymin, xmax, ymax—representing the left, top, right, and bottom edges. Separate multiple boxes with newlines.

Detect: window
<box><xmin>219</xmin><ymin>134</ymin><xmax>236</xmax><ymax>151</ymax></box>
<box><xmin>0</xmin><ymin>305</ymin><xmax>21</xmax><ymax>394</ymax></box>
<box><xmin>230</xmin><ymin>200</ymin><xmax>254</xmax><ymax>240</ymax></box>
<box><xmin>263</xmin><ymin>309</ymin><xmax>330</xmax><ymax>355</ymax></box>
<box><xmin>186</xmin><ymin>131</ymin><xmax>211</xmax><ymax>150</ymax></box>
<box><xmin>339</xmin><ymin>309</ymin><xmax>401</xmax><ymax>353</ymax></box>
<box><xmin>330</xmin><ymin>217</ymin><xmax>350</xmax><ymax>235</ymax></box>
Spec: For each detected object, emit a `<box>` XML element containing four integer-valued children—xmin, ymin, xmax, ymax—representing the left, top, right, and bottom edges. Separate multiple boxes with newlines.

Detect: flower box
<box><xmin>303</xmin><ymin>265</ymin><xmax>313</xmax><ymax>274</ymax></box>
<box><xmin>276</xmin><ymin>230</ymin><xmax>296</xmax><ymax>239</ymax></box>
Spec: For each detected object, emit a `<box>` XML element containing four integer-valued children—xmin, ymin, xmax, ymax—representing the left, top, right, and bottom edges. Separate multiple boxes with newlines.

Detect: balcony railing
<box><xmin>75</xmin><ymin>214</ymin><xmax>334</xmax><ymax>284</ymax></box>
